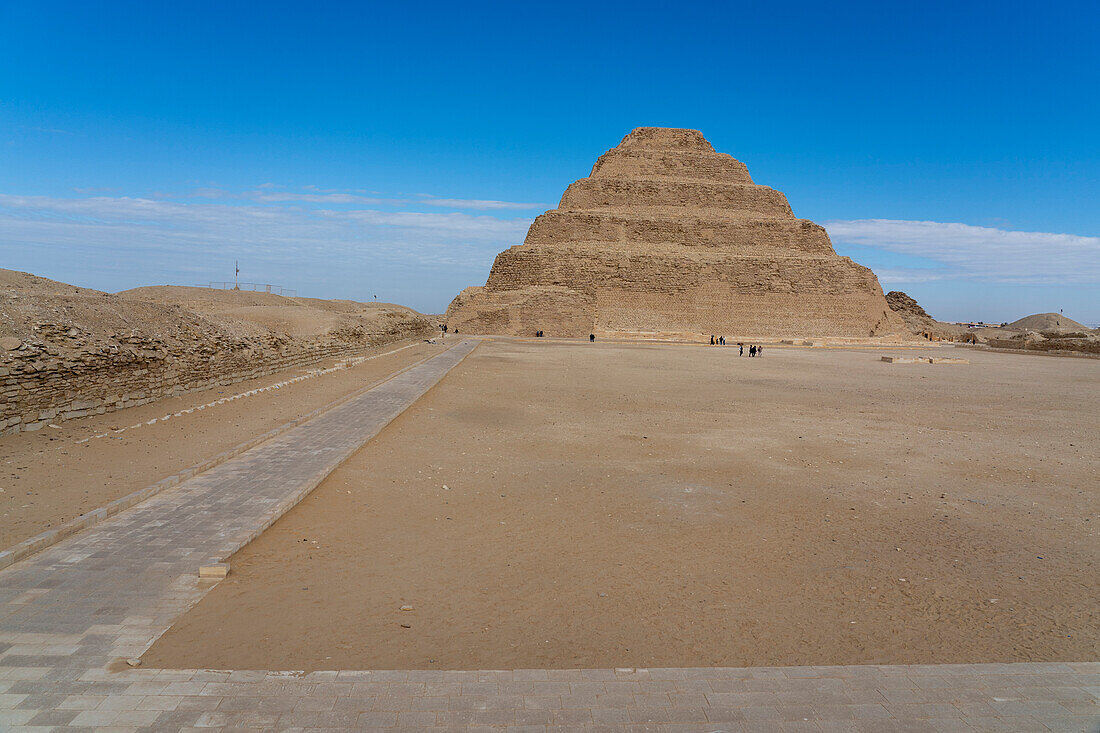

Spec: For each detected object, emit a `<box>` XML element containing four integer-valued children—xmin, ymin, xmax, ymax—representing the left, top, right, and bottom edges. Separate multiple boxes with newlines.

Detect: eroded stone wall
<box><xmin>1</xmin><ymin>320</ymin><xmax>430</xmax><ymax>435</ymax></box>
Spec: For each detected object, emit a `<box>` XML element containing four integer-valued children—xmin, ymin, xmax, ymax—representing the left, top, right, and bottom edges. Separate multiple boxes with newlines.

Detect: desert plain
<box><xmin>140</xmin><ymin>338</ymin><xmax>1099</xmax><ymax>671</ymax></box>
<box><xmin>1</xmin><ymin>126</ymin><xmax>1097</xmax><ymax>730</ymax></box>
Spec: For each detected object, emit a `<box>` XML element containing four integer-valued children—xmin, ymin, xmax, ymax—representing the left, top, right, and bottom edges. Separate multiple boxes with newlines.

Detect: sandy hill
<box><xmin>0</xmin><ymin>272</ymin><xmax>429</xmax><ymax>347</ymax></box>
<box><xmin>0</xmin><ymin>269</ymin><xmax>106</xmax><ymax>297</ymax></box>
<box><xmin>118</xmin><ymin>286</ymin><xmax>422</xmax><ymax>340</ymax></box>
<box><xmin>1006</xmin><ymin>313</ymin><xmax>1089</xmax><ymax>334</ymax></box>
<box><xmin>1</xmin><ymin>272</ymin><xmax>215</xmax><ymax>347</ymax></box>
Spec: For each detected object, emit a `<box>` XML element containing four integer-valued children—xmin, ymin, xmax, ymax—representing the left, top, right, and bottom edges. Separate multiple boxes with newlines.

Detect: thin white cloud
<box><xmin>870</xmin><ymin>268</ymin><xmax>950</xmax><ymax>284</ymax></box>
<box><xmin>249</xmin><ymin>191</ymin><xmax>394</xmax><ymax>205</ymax></box>
<box><xmin>25</xmin><ymin>126</ymin><xmax>76</xmax><ymax>136</ymax></box>
<box><xmin>0</xmin><ymin>193</ymin><xmax>532</xmax><ymax>279</ymax></box>
<box><xmin>72</xmin><ymin>186</ymin><xmax>118</xmax><ymax>194</ymax></box>
<box><xmin>826</xmin><ymin>219</ymin><xmax>1100</xmax><ymax>284</ymax></box>
<box><xmin>167</xmin><ymin>187</ymin><xmax>548</xmax><ymax>210</ymax></box>
<box><xmin>416</xmin><ymin>196</ymin><xmax>550</xmax><ymax>211</ymax></box>
<box><xmin>337</xmin><ymin>209</ymin><xmax>530</xmax><ymax>238</ymax></box>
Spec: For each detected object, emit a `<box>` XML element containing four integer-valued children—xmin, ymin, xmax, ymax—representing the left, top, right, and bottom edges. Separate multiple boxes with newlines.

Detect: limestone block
<box><xmin>198</xmin><ymin>562</ymin><xmax>229</xmax><ymax>579</ymax></box>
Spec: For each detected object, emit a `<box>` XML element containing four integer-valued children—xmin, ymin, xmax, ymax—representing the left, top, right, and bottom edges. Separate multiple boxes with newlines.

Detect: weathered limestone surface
<box><xmin>0</xmin><ymin>293</ymin><xmax>433</xmax><ymax>436</ymax></box>
<box><xmin>0</xmin><ymin>328</ymin><xmax>428</xmax><ymax>436</ymax></box>
<box><xmin>447</xmin><ymin>127</ymin><xmax>909</xmax><ymax>339</ymax></box>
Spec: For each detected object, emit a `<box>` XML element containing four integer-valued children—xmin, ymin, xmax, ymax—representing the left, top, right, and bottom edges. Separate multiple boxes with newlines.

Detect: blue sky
<box><xmin>2</xmin><ymin>1</ymin><xmax>1097</xmax><ymax>324</ymax></box>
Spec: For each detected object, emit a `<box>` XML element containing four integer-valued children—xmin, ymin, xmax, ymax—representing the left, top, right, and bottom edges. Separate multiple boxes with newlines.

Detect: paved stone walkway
<box><xmin>0</xmin><ymin>337</ymin><xmax>1096</xmax><ymax>731</ymax></box>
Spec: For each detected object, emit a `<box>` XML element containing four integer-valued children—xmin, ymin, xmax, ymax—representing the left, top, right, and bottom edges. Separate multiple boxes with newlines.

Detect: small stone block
<box><xmin>199</xmin><ymin>563</ymin><xmax>229</xmax><ymax>579</ymax></box>
<box><xmin>929</xmin><ymin>357</ymin><xmax>969</xmax><ymax>364</ymax></box>
<box><xmin>881</xmin><ymin>356</ymin><xmax>925</xmax><ymax>363</ymax></box>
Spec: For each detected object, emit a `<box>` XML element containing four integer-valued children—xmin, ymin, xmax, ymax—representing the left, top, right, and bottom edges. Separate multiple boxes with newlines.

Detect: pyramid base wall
<box><xmin>447</xmin><ymin>285</ymin><xmax>910</xmax><ymax>340</ymax></box>
<box><xmin>594</xmin><ymin>289</ymin><xmax>906</xmax><ymax>339</ymax></box>
<box><xmin>445</xmin><ymin>286</ymin><xmax>596</xmax><ymax>337</ymax></box>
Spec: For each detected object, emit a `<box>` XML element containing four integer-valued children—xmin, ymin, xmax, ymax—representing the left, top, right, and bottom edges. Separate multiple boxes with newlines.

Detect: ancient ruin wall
<box><xmin>0</xmin><ymin>319</ymin><xmax>431</xmax><ymax>436</ymax></box>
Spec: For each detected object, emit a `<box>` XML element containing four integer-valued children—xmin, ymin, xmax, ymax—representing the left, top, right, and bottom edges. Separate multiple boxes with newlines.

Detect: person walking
<box><xmin>589</xmin><ymin>333</ymin><xmax>595</xmax><ymax>342</ymax></box>
<box><xmin>757</xmin><ymin>344</ymin><xmax>763</xmax><ymax>357</ymax></box>
<box><xmin>749</xmin><ymin>344</ymin><xmax>756</xmax><ymax>357</ymax></box>
<box><xmin>710</xmin><ymin>335</ymin><xmax>715</xmax><ymax>345</ymax></box>
<box><xmin>739</xmin><ymin>343</ymin><xmax>744</xmax><ymax>356</ymax></box>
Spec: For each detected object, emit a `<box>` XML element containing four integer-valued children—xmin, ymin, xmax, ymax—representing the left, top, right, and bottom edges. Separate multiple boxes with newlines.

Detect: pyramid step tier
<box><xmin>590</xmin><ymin>148</ymin><xmax>754</xmax><ymax>184</ymax></box>
<box><xmin>594</xmin><ymin>289</ymin><xmax>899</xmax><ymax>337</ymax></box>
<box><xmin>484</xmin><ymin>246</ymin><xmax>884</xmax><ymax>295</ymax></box>
<box><xmin>525</xmin><ymin>211</ymin><xmax>834</xmax><ymax>253</ymax></box>
<box><xmin>514</xmin><ymin>237</ymin><xmax>835</xmax><ymax>258</ymax></box>
<box><xmin>449</xmin><ymin>284</ymin><xmax>898</xmax><ymax>339</ymax></box>
<box><xmin>616</xmin><ymin>127</ymin><xmax>716</xmax><ymax>152</ymax></box>
<box><xmin>559</xmin><ymin>177</ymin><xmax>793</xmax><ymax>218</ymax></box>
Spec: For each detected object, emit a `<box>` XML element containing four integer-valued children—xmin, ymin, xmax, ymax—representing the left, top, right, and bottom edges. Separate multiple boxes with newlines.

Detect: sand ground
<box><xmin>145</xmin><ymin>340</ymin><xmax>1098</xmax><ymax>670</ymax></box>
<box><xmin>0</xmin><ymin>339</ymin><xmax>442</xmax><ymax>547</ymax></box>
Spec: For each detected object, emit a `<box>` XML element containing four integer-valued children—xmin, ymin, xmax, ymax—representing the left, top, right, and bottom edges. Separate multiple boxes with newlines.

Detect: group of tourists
<box><xmin>710</xmin><ymin>335</ymin><xmax>763</xmax><ymax>357</ymax></box>
<box><xmin>533</xmin><ymin>330</ymin><xmax>594</xmax><ymax>341</ymax></box>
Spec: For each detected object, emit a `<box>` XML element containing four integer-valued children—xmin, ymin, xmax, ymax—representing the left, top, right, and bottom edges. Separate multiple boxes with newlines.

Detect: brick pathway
<box><xmin>0</xmin><ymin>337</ymin><xmax>1096</xmax><ymax>731</ymax></box>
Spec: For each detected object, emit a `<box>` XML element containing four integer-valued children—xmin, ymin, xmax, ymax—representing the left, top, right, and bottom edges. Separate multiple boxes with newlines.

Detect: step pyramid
<box><xmin>445</xmin><ymin>127</ymin><xmax>908</xmax><ymax>339</ymax></box>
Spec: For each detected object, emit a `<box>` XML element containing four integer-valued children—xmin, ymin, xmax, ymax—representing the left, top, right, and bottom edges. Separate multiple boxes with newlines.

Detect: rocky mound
<box><xmin>885</xmin><ymin>291</ymin><xmax>972</xmax><ymax>341</ymax></box>
<box><xmin>0</xmin><ymin>269</ymin><xmax>104</xmax><ymax>297</ymax></box>
<box><xmin>446</xmin><ymin>127</ymin><xmax>909</xmax><ymax>340</ymax></box>
<box><xmin>119</xmin><ymin>286</ymin><xmax>423</xmax><ymax>340</ymax></box>
<box><xmin>1006</xmin><ymin>313</ymin><xmax>1089</xmax><ymax>334</ymax></box>
<box><xmin>1</xmin><ymin>271</ymin><xmax>433</xmax><ymax>434</ymax></box>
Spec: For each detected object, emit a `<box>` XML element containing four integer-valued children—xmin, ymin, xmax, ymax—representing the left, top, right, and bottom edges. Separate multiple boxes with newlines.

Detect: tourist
<box><xmin>750</xmin><ymin>345</ymin><xmax>756</xmax><ymax>357</ymax></box>
<box><xmin>758</xmin><ymin>344</ymin><xmax>763</xmax><ymax>357</ymax></box>
<box><xmin>739</xmin><ymin>343</ymin><xmax>744</xmax><ymax>356</ymax></box>
<box><xmin>590</xmin><ymin>333</ymin><xmax>595</xmax><ymax>342</ymax></box>
<box><xmin>720</xmin><ymin>336</ymin><xmax>725</xmax><ymax>346</ymax></box>
<box><xmin>710</xmin><ymin>335</ymin><xmax>715</xmax><ymax>345</ymax></box>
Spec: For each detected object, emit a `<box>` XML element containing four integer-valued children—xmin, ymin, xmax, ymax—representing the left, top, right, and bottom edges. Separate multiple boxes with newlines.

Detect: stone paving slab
<box><xmin>0</xmin><ymin>336</ymin><xmax>1096</xmax><ymax>731</ymax></box>
<box><xmin>0</xmin><ymin>662</ymin><xmax>1095</xmax><ymax>731</ymax></box>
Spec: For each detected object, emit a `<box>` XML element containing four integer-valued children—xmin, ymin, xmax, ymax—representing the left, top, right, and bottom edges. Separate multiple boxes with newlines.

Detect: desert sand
<box><xmin>145</xmin><ymin>339</ymin><xmax>1099</xmax><ymax>670</ymax></box>
<box><xmin>0</xmin><ymin>339</ymin><xmax>441</xmax><ymax>547</ymax></box>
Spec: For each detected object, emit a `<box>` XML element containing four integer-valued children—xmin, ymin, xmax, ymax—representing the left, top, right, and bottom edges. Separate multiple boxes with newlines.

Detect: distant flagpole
<box><xmin>234</xmin><ymin>260</ymin><xmax>239</xmax><ymax>290</ymax></box>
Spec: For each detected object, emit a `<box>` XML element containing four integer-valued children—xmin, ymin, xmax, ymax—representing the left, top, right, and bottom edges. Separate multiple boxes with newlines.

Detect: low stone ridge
<box><xmin>885</xmin><ymin>290</ymin><xmax>973</xmax><ymax>342</ymax></box>
<box><xmin>0</xmin><ymin>271</ymin><xmax>433</xmax><ymax>435</ymax></box>
<box><xmin>446</xmin><ymin>127</ymin><xmax>909</xmax><ymax>339</ymax></box>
